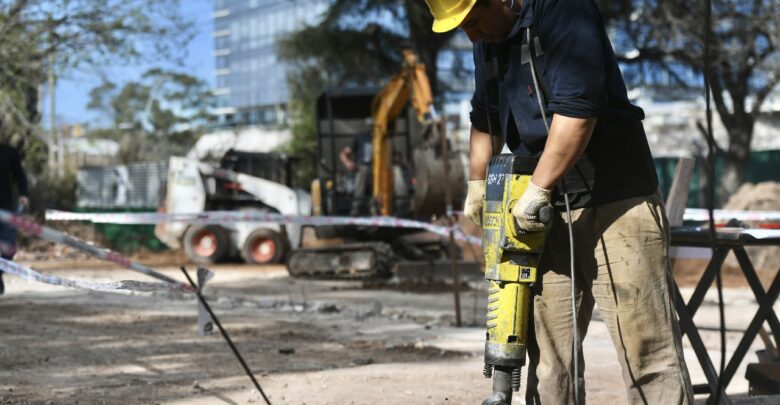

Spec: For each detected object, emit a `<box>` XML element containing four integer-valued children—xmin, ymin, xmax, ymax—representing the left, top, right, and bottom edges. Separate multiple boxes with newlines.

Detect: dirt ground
<box><xmin>0</xmin><ymin>258</ymin><xmax>777</xmax><ymax>405</ymax></box>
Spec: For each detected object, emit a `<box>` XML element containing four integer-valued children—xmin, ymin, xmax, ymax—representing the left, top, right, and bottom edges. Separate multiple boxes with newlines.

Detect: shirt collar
<box><xmin>506</xmin><ymin>0</ymin><xmax>534</xmax><ymax>39</ymax></box>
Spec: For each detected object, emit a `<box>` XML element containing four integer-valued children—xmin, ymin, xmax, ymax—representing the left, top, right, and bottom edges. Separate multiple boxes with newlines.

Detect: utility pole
<box><xmin>57</xmin><ymin>123</ymin><xmax>65</xmax><ymax>177</ymax></box>
<box><xmin>48</xmin><ymin>53</ymin><xmax>57</xmax><ymax>175</ymax></box>
<box><xmin>440</xmin><ymin>116</ymin><xmax>462</xmax><ymax>327</ymax></box>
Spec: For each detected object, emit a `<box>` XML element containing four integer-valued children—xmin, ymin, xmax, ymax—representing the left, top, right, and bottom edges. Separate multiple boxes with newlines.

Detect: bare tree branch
<box><xmin>752</xmin><ymin>77</ymin><xmax>780</xmax><ymax>117</ymax></box>
<box><xmin>0</xmin><ymin>0</ymin><xmax>30</xmax><ymax>43</ymax></box>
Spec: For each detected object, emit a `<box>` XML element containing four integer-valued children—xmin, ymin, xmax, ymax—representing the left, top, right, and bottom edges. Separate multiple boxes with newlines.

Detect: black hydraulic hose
<box><xmin>180</xmin><ymin>267</ymin><xmax>272</xmax><ymax>405</ymax></box>
<box><xmin>528</xmin><ymin>27</ymin><xmax>580</xmax><ymax>405</ymax></box>
<box><xmin>702</xmin><ymin>0</ymin><xmax>727</xmax><ymax>402</ymax></box>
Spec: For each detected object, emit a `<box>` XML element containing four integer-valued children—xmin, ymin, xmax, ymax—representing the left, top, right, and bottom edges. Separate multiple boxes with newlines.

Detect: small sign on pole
<box><xmin>196</xmin><ymin>267</ymin><xmax>214</xmax><ymax>336</ymax></box>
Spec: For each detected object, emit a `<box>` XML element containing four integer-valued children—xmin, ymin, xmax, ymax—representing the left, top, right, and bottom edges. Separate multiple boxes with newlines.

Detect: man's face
<box><xmin>460</xmin><ymin>0</ymin><xmax>517</xmax><ymax>43</ymax></box>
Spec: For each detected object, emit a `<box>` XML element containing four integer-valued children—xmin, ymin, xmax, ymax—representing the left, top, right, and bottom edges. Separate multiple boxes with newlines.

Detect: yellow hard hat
<box><xmin>425</xmin><ymin>0</ymin><xmax>478</xmax><ymax>33</ymax></box>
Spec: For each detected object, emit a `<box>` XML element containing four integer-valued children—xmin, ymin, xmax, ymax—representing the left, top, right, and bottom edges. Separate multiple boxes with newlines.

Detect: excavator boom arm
<box><xmin>371</xmin><ymin>50</ymin><xmax>436</xmax><ymax>216</ymax></box>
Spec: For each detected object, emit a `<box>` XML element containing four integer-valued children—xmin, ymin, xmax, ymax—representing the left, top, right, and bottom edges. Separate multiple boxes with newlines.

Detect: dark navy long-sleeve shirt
<box><xmin>0</xmin><ymin>144</ymin><xmax>28</xmax><ymax>210</ymax></box>
<box><xmin>470</xmin><ymin>0</ymin><xmax>658</xmax><ymax>208</ymax></box>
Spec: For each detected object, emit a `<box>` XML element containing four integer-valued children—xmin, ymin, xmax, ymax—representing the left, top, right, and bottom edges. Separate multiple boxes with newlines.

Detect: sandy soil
<box><xmin>0</xmin><ymin>260</ymin><xmax>776</xmax><ymax>404</ymax></box>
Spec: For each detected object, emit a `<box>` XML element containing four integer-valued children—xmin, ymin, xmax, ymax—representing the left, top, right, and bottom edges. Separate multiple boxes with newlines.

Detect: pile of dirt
<box><xmin>13</xmin><ymin>221</ymin><xmax>100</xmax><ymax>261</ymax></box>
<box><xmin>13</xmin><ymin>239</ymin><xmax>92</xmax><ymax>262</ymax></box>
<box><xmin>11</xmin><ymin>220</ymin><xmax>187</xmax><ymax>265</ymax></box>
<box><xmin>723</xmin><ymin>182</ymin><xmax>780</xmax><ymax>212</ymax></box>
<box><xmin>128</xmin><ymin>248</ymin><xmax>188</xmax><ymax>266</ymax></box>
<box><xmin>722</xmin><ymin>181</ymin><xmax>780</xmax><ymax>276</ymax></box>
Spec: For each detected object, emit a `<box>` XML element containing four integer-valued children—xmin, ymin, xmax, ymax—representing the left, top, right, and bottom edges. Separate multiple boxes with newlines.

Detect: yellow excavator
<box><xmin>371</xmin><ymin>49</ymin><xmax>437</xmax><ymax>216</ymax></box>
<box><xmin>286</xmin><ymin>49</ymin><xmax>466</xmax><ymax>279</ymax></box>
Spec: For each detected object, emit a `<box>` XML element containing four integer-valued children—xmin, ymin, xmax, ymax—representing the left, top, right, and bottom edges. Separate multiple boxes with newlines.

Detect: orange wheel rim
<box><xmin>250</xmin><ymin>237</ymin><xmax>276</xmax><ymax>263</ymax></box>
<box><xmin>192</xmin><ymin>230</ymin><xmax>218</xmax><ymax>257</ymax></box>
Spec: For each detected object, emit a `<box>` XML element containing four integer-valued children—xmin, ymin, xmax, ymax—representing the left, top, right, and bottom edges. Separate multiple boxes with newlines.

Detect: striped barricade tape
<box><xmin>0</xmin><ymin>256</ymin><xmax>180</xmax><ymax>293</ymax></box>
<box><xmin>44</xmin><ymin>210</ymin><xmax>484</xmax><ymax>246</ymax></box>
<box><xmin>683</xmin><ymin>208</ymin><xmax>780</xmax><ymax>222</ymax></box>
<box><xmin>0</xmin><ymin>209</ymin><xmax>196</xmax><ymax>292</ymax></box>
<box><xmin>44</xmin><ymin>208</ymin><xmax>780</xmax><ymax>245</ymax></box>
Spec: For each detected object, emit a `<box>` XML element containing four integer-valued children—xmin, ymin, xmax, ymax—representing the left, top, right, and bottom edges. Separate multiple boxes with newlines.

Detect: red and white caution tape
<box><xmin>0</xmin><ymin>257</ymin><xmax>181</xmax><ymax>293</ymax></box>
<box><xmin>683</xmin><ymin>208</ymin><xmax>780</xmax><ymax>222</ymax></box>
<box><xmin>45</xmin><ymin>210</ymin><xmax>484</xmax><ymax>245</ymax></box>
<box><xmin>44</xmin><ymin>208</ymin><xmax>780</xmax><ymax>246</ymax></box>
<box><xmin>0</xmin><ymin>210</ymin><xmax>195</xmax><ymax>292</ymax></box>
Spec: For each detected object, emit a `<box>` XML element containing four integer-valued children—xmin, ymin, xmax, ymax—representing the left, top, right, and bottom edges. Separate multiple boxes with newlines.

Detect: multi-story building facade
<box><xmin>212</xmin><ymin>0</ymin><xmax>329</xmax><ymax>126</ymax></box>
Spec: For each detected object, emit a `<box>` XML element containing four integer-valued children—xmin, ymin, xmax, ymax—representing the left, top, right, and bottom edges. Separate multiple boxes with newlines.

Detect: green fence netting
<box><xmin>655</xmin><ymin>149</ymin><xmax>780</xmax><ymax>208</ymax></box>
<box><xmin>75</xmin><ymin>207</ymin><xmax>169</xmax><ymax>253</ymax></box>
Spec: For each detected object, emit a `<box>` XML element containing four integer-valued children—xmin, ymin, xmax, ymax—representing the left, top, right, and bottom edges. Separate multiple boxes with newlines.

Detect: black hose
<box><xmin>180</xmin><ymin>267</ymin><xmax>273</xmax><ymax>405</ymax></box>
<box><xmin>702</xmin><ymin>0</ymin><xmax>727</xmax><ymax>402</ymax></box>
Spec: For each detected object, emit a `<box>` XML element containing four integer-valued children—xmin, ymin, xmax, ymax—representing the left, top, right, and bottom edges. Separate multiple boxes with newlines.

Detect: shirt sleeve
<box><xmin>538</xmin><ymin>0</ymin><xmax>607</xmax><ymax>118</ymax></box>
<box><xmin>470</xmin><ymin>41</ymin><xmax>501</xmax><ymax>136</ymax></box>
<box><xmin>10</xmin><ymin>149</ymin><xmax>28</xmax><ymax>197</ymax></box>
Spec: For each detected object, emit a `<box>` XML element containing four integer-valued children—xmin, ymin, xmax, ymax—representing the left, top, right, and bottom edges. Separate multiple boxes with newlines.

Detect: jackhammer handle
<box><xmin>539</xmin><ymin>205</ymin><xmax>553</xmax><ymax>225</ymax></box>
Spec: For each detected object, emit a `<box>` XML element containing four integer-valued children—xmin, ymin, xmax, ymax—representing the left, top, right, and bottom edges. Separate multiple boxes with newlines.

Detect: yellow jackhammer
<box><xmin>481</xmin><ymin>154</ymin><xmax>552</xmax><ymax>405</ymax></box>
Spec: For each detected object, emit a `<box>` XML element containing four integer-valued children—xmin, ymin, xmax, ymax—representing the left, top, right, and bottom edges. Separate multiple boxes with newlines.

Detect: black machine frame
<box><xmin>671</xmin><ymin>228</ymin><xmax>780</xmax><ymax>404</ymax></box>
<box><xmin>315</xmin><ymin>87</ymin><xmax>415</xmax><ymax>217</ymax></box>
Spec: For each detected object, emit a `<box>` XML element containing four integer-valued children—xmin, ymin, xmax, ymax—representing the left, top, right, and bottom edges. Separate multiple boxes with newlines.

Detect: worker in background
<box><xmin>424</xmin><ymin>0</ymin><xmax>693</xmax><ymax>403</ymax></box>
<box><xmin>0</xmin><ymin>141</ymin><xmax>29</xmax><ymax>295</ymax></box>
<box><xmin>339</xmin><ymin>132</ymin><xmax>373</xmax><ymax>215</ymax></box>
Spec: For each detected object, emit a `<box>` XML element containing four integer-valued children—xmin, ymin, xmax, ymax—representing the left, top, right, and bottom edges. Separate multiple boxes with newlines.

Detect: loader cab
<box><xmin>210</xmin><ymin>150</ymin><xmax>297</xmax><ymax>209</ymax></box>
<box><xmin>315</xmin><ymin>87</ymin><xmax>416</xmax><ymax>217</ymax></box>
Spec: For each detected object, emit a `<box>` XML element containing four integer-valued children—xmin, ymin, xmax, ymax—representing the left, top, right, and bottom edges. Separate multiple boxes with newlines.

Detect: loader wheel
<box><xmin>184</xmin><ymin>225</ymin><xmax>229</xmax><ymax>264</ymax></box>
<box><xmin>241</xmin><ymin>229</ymin><xmax>286</xmax><ymax>264</ymax></box>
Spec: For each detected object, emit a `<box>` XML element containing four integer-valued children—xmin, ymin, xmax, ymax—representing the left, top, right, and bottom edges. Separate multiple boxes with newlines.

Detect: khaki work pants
<box><xmin>525</xmin><ymin>191</ymin><xmax>694</xmax><ymax>404</ymax></box>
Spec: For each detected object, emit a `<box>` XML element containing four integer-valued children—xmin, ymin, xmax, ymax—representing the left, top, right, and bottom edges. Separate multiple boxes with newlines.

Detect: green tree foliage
<box><xmin>277</xmin><ymin>67</ymin><xmax>327</xmax><ymax>188</ymax></box>
<box><xmin>278</xmin><ymin>0</ymin><xmax>457</xmax><ymax>186</ymax></box>
<box><xmin>279</xmin><ymin>0</ymin><xmax>455</xmax><ymax>93</ymax></box>
<box><xmin>0</xmin><ymin>0</ymin><xmax>195</xmax><ymax>166</ymax></box>
<box><xmin>86</xmin><ymin>68</ymin><xmax>214</xmax><ymax>163</ymax></box>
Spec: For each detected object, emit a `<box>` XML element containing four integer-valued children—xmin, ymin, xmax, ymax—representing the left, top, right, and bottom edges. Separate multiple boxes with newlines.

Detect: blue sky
<box><xmin>47</xmin><ymin>0</ymin><xmax>215</xmax><ymax>128</ymax></box>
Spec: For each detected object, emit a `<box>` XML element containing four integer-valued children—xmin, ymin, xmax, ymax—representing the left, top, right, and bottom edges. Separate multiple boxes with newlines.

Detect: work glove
<box><xmin>511</xmin><ymin>180</ymin><xmax>553</xmax><ymax>233</ymax></box>
<box><xmin>464</xmin><ymin>180</ymin><xmax>486</xmax><ymax>227</ymax></box>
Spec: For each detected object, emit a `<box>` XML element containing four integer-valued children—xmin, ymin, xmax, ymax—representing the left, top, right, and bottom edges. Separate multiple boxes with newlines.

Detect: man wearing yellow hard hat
<box><xmin>424</xmin><ymin>0</ymin><xmax>694</xmax><ymax>403</ymax></box>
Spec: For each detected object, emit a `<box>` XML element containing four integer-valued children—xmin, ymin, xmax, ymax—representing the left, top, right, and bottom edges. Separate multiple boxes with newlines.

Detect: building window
<box><xmin>263</xmin><ymin>108</ymin><xmax>275</xmax><ymax>124</ymax></box>
<box><xmin>216</xmin><ymin>95</ymin><xmax>230</xmax><ymax>108</ymax></box>
<box><xmin>217</xmin><ymin>56</ymin><xmax>229</xmax><ymax>69</ymax></box>
<box><xmin>215</xmin><ymin>36</ymin><xmax>229</xmax><ymax>49</ymax></box>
